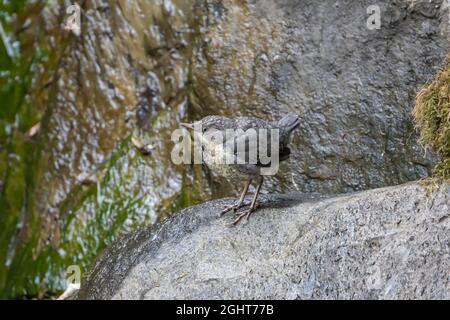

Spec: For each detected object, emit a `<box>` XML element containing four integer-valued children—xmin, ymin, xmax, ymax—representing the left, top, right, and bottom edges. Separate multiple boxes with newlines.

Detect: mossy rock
<box><xmin>413</xmin><ymin>56</ymin><xmax>450</xmax><ymax>179</ymax></box>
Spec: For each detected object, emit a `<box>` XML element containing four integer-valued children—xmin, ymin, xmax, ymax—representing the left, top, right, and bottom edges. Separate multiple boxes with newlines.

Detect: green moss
<box><xmin>413</xmin><ymin>56</ymin><xmax>450</xmax><ymax>180</ymax></box>
<box><xmin>0</xmin><ymin>0</ymin><xmax>50</xmax><ymax>298</ymax></box>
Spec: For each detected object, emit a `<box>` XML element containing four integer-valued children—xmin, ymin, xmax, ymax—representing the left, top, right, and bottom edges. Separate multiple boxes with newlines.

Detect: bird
<box><xmin>181</xmin><ymin>113</ymin><xmax>299</xmax><ymax>225</ymax></box>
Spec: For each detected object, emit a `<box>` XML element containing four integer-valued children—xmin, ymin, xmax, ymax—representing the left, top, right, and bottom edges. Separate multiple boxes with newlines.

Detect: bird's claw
<box><xmin>232</xmin><ymin>206</ymin><xmax>257</xmax><ymax>225</ymax></box>
<box><xmin>220</xmin><ymin>204</ymin><xmax>240</xmax><ymax>216</ymax></box>
<box><xmin>220</xmin><ymin>201</ymin><xmax>249</xmax><ymax>216</ymax></box>
<box><xmin>233</xmin><ymin>203</ymin><xmax>259</xmax><ymax>216</ymax></box>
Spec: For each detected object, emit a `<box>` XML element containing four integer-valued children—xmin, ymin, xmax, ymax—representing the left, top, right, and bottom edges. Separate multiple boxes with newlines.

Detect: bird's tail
<box><xmin>278</xmin><ymin>113</ymin><xmax>300</xmax><ymax>134</ymax></box>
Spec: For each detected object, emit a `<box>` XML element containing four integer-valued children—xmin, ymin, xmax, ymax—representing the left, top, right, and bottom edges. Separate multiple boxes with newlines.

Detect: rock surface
<box><xmin>79</xmin><ymin>182</ymin><xmax>450</xmax><ymax>299</ymax></box>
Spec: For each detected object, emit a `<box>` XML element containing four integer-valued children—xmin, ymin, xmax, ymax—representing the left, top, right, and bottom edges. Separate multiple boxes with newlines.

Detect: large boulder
<box><xmin>79</xmin><ymin>182</ymin><xmax>450</xmax><ymax>299</ymax></box>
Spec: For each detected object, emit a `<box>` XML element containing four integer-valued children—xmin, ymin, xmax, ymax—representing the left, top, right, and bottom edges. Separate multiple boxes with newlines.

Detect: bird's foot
<box><xmin>220</xmin><ymin>202</ymin><xmax>246</xmax><ymax>217</ymax></box>
<box><xmin>234</xmin><ymin>203</ymin><xmax>259</xmax><ymax>216</ymax></box>
<box><xmin>232</xmin><ymin>205</ymin><xmax>258</xmax><ymax>225</ymax></box>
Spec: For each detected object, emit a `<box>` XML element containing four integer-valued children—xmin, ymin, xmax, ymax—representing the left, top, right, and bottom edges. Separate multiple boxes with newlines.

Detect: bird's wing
<box><xmin>223</xmin><ymin>125</ymin><xmax>290</xmax><ymax>168</ymax></box>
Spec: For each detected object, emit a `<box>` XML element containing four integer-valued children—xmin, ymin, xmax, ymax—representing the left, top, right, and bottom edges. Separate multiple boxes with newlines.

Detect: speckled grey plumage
<box><xmin>198</xmin><ymin>113</ymin><xmax>299</xmax><ymax>179</ymax></box>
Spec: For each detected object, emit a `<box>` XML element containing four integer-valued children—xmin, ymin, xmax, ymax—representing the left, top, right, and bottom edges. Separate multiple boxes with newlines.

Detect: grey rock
<box><xmin>79</xmin><ymin>182</ymin><xmax>450</xmax><ymax>299</ymax></box>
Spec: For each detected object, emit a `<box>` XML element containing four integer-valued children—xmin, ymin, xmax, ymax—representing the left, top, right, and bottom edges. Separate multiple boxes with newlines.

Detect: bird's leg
<box><xmin>220</xmin><ymin>178</ymin><xmax>251</xmax><ymax>216</ymax></box>
<box><xmin>233</xmin><ymin>176</ymin><xmax>264</xmax><ymax>225</ymax></box>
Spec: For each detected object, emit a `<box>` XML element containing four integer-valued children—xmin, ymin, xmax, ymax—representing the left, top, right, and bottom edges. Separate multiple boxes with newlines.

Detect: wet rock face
<box><xmin>78</xmin><ymin>182</ymin><xmax>450</xmax><ymax>299</ymax></box>
<box><xmin>191</xmin><ymin>0</ymin><xmax>450</xmax><ymax>194</ymax></box>
<box><xmin>33</xmin><ymin>0</ymin><xmax>450</xmax><ymax>248</ymax></box>
<box><xmin>33</xmin><ymin>0</ymin><xmax>209</xmax><ymax>252</ymax></box>
<box><xmin>4</xmin><ymin>1</ymin><xmax>212</xmax><ymax>295</ymax></box>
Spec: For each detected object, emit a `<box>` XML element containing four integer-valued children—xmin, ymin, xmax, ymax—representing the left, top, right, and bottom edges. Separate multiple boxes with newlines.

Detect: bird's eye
<box><xmin>203</xmin><ymin>127</ymin><xmax>207</xmax><ymax>133</ymax></box>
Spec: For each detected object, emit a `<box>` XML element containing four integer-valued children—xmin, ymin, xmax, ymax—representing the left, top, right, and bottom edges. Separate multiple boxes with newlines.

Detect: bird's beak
<box><xmin>180</xmin><ymin>122</ymin><xmax>194</xmax><ymax>129</ymax></box>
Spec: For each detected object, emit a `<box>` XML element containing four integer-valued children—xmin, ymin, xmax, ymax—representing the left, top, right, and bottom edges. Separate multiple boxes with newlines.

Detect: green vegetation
<box><xmin>0</xmin><ymin>0</ymin><xmax>49</xmax><ymax>298</ymax></box>
<box><xmin>413</xmin><ymin>56</ymin><xmax>450</xmax><ymax>180</ymax></box>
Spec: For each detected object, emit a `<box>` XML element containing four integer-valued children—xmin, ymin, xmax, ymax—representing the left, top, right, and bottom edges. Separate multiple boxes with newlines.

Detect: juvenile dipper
<box><xmin>181</xmin><ymin>113</ymin><xmax>299</xmax><ymax>225</ymax></box>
